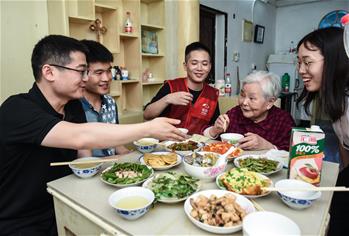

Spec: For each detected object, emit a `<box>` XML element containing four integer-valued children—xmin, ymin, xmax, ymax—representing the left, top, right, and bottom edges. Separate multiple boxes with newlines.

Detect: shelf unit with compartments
<box><xmin>47</xmin><ymin>0</ymin><xmax>166</xmax><ymax>124</ymax></box>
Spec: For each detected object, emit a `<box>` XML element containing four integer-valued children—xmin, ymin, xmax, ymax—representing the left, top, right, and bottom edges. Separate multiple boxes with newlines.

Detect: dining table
<box><xmin>47</xmin><ymin>149</ymin><xmax>339</xmax><ymax>236</ymax></box>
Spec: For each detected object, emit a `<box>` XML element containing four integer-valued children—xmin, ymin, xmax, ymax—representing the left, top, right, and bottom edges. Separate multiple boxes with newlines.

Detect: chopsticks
<box><xmin>251</xmin><ymin>199</ymin><xmax>265</xmax><ymax>211</ymax></box>
<box><xmin>50</xmin><ymin>156</ymin><xmax>121</xmax><ymax>166</ymax></box>
<box><xmin>263</xmin><ymin>186</ymin><xmax>349</xmax><ymax>192</ymax></box>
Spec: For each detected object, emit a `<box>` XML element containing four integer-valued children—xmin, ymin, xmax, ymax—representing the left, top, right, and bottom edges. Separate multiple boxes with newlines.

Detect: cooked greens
<box><xmin>101</xmin><ymin>162</ymin><xmax>152</xmax><ymax>185</ymax></box>
<box><xmin>238</xmin><ymin>157</ymin><xmax>279</xmax><ymax>173</ymax></box>
<box><xmin>147</xmin><ymin>172</ymin><xmax>199</xmax><ymax>200</ymax></box>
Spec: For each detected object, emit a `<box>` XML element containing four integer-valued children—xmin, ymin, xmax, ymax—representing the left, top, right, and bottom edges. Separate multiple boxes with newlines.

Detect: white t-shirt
<box><xmin>332</xmin><ymin>96</ymin><xmax>349</xmax><ymax>150</ymax></box>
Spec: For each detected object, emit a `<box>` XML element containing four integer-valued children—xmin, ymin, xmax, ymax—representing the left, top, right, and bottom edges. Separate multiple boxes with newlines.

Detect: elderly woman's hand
<box><xmin>209</xmin><ymin>114</ymin><xmax>230</xmax><ymax>137</ymax></box>
<box><xmin>238</xmin><ymin>132</ymin><xmax>274</xmax><ymax>150</ymax></box>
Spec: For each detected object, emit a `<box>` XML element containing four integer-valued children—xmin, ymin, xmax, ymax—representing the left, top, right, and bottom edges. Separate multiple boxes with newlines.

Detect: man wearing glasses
<box><xmin>80</xmin><ymin>39</ymin><xmax>130</xmax><ymax>157</ymax></box>
<box><xmin>0</xmin><ymin>35</ymin><xmax>184</xmax><ymax>235</ymax></box>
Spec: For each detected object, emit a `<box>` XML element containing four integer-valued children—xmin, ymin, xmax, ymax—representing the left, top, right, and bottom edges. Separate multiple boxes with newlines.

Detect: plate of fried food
<box><xmin>202</xmin><ymin>142</ymin><xmax>243</xmax><ymax>160</ymax></box>
<box><xmin>216</xmin><ymin>168</ymin><xmax>272</xmax><ymax>198</ymax></box>
<box><xmin>184</xmin><ymin>189</ymin><xmax>255</xmax><ymax>234</ymax></box>
<box><xmin>139</xmin><ymin>152</ymin><xmax>182</xmax><ymax>170</ymax></box>
<box><xmin>164</xmin><ymin>140</ymin><xmax>203</xmax><ymax>156</ymax></box>
<box><xmin>234</xmin><ymin>154</ymin><xmax>283</xmax><ymax>176</ymax></box>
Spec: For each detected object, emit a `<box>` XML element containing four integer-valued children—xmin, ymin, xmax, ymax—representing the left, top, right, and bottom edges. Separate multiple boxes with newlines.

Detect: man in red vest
<box><xmin>144</xmin><ymin>42</ymin><xmax>220</xmax><ymax>135</ymax></box>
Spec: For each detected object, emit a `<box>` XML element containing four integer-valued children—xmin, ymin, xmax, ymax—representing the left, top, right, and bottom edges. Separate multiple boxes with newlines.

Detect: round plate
<box><xmin>184</xmin><ymin>189</ymin><xmax>256</xmax><ymax>234</ymax></box>
<box><xmin>142</xmin><ymin>172</ymin><xmax>201</xmax><ymax>203</ymax></box>
<box><xmin>163</xmin><ymin>140</ymin><xmax>203</xmax><ymax>156</ymax></box>
<box><xmin>216</xmin><ymin>172</ymin><xmax>273</xmax><ymax>199</ymax></box>
<box><xmin>139</xmin><ymin>151</ymin><xmax>182</xmax><ymax>170</ymax></box>
<box><xmin>233</xmin><ymin>154</ymin><xmax>283</xmax><ymax>176</ymax></box>
<box><xmin>100</xmin><ymin>165</ymin><xmax>154</xmax><ymax>188</ymax></box>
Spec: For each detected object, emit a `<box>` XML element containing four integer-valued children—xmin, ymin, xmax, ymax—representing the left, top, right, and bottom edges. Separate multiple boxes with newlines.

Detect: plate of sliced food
<box><xmin>139</xmin><ymin>152</ymin><xmax>182</xmax><ymax>170</ymax></box>
<box><xmin>233</xmin><ymin>154</ymin><xmax>283</xmax><ymax>175</ymax></box>
<box><xmin>100</xmin><ymin>162</ymin><xmax>153</xmax><ymax>187</ymax></box>
<box><xmin>142</xmin><ymin>171</ymin><xmax>200</xmax><ymax>203</ymax></box>
<box><xmin>216</xmin><ymin>168</ymin><xmax>272</xmax><ymax>198</ymax></box>
<box><xmin>164</xmin><ymin>140</ymin><xmax>203</xmax><ymax>156</ymax></box>
<box><xmin>202</xmin><ymin>142</ymin><xmax>243</xmax><ymax>160</ymax></box>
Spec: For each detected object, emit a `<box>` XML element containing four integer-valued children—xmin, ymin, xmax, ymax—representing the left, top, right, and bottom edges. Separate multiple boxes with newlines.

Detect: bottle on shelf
<box><xmin>124</xmin><ymin>11</ymin><xmax>133</xmax><ymax>34</ymax></box>
<box><xmin>224</xmin><ymin>73</ymin><xmax>232</xmax><ymax>97</ymax></box>
<box><xmin>215</xmin><ymin>79</ymin><xmax>225</xmax><ymax>96</ymax></box>
<box><xmin>341</xmin><ymin>13</ymin><xmax>349</xmax><ymax>58</ymax></box>
<box><xmin>281</xmin><ymin>73</ymin><xmax>290</xmax><ymax>92</ymax></box>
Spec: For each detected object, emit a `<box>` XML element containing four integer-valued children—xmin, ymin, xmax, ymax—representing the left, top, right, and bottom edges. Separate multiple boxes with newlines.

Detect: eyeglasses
<box><xmin>296</xmin><ymin>59</ymin><xmax>324</xmax><ymax>71</ymax></box>
<box><xmin>49</xmin><ymin>64</ymin><xmax>89</xmax><ymax>78</ymax></box>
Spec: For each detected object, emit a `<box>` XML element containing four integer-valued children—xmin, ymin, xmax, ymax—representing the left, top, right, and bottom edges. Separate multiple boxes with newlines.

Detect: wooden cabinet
<box><xmin>47</xmin><ymin>0</ymin><xmax>166</xmax><ymax>124</ymax></box>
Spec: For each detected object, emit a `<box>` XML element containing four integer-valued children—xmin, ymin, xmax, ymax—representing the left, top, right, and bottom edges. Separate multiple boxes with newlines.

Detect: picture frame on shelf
<box><xmin>141</xmin><ymin>30</ymin><xmax>158</xmax><ymax>54</ymax></box>
<box><xmin>242</xmin><ymin>19</ymin><xmax>253</xmax><ymax>42</ymax></box>
<box><xmin>254</xmin><ymin>24</ymin><xmax>265</xmax><ymax>44</ymax></box>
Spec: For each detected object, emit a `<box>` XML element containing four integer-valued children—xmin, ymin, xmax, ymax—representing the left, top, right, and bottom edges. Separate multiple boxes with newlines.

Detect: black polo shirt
<box><xmin>0</xmin><ymin>83</ymin><xmax>86</xmax><ymax>234</ymax></box>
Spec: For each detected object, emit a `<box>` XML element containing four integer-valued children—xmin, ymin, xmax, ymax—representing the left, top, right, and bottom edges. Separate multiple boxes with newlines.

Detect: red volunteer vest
<box><xmin>167</xmin><ymin>78</ymin><xmax>218</xmax><ymax>135</ymax></box>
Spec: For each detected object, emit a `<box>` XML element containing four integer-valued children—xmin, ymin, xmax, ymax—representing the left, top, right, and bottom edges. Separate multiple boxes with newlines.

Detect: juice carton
<box><xmin>288</xmin><ymin>125</ymin><xmax>325</xmax><ymax>186</ymax></box>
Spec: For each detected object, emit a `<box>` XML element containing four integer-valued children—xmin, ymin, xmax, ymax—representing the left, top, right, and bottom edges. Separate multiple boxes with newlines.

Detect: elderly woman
<box><xmin>204</xmin><ymin>70</ymin><xmax>295</xmax><ymax>151</ymax></box>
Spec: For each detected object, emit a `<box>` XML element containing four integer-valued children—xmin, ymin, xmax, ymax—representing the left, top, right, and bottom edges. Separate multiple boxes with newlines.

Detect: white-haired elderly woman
<box><xmin>204</xmin><ymin>70</ymin><xmax>295</xmax><ymax>151</ymax></box>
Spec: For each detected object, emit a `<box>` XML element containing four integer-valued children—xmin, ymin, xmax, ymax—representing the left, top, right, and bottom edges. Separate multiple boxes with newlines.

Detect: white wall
<box><xmin>275</xmin><ymin>0</ymin><xmax>349</xmax><ymax>53</ymax></box>
<box><xmin>200</xmin><ymin>0</ymin><xmax>276</xmax><ymax>94</ymax></box>
<box><xmin>1</xmin><ymin>0</ymin><xmax>49</xmax><ymax>103</ymax></box>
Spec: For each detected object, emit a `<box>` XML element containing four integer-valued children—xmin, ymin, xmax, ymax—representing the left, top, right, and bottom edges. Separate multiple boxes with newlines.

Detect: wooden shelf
<box><xmin>69</xmin><ymin>16</ymin><xmax>93</xmax><ymax>24</ymax></box>
<box><xmin>142</xmin><ymin>53</ymin><xmax>164</xmax><ymax>57</ymax></box>
<box><xmin>142</xmin><ymin>80</ymin><xmax>163</xmax><ymax>86</ymax></box>
<box><xmin>95</xmin><ymin>3</ymin><xmax>117</xmax><ymax>13</ymax></box>
<box><xmin>109</xmin><ymin>92</ymin><xmax>121</xmax><ymax>97</ymax></box>
<box><xmin>120</xmin><ymin>33</ymin><xmax>138</xmax><ymax>39</ymax></box>
<box><xmin>141</xmin><ymin>23</ymin><xmax>164</xmax><ymax>31</ymax></box>
<box><xmin>120</xmin><ymin>80</ymin><xmax>139</xmax><ymax>84</ymax></box>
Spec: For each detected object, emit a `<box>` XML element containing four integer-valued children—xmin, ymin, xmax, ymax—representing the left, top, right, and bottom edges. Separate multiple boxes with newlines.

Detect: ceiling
<box><xmin>273</xmin><ymin>0</ymin><xmax>322</xmax><ymax>7</ymax></box>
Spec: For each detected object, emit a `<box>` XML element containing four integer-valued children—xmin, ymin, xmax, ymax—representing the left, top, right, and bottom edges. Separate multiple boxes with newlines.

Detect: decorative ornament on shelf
<box><xmin>89</xmin><ymin>19</ymin><xmax>107</xmax><ymax>42</ymax></box>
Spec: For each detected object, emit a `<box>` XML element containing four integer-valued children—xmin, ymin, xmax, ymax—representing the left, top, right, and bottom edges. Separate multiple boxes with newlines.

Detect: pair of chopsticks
<box><xmin>50</xmin><ymin>156</ymin><xmax>121</xmax><ymax>166</ymax></box>
<box><xmin>251</xmin><ymin>199</ymin><xmax>265</xmax><ymax>211</ymax></box>
<box><xmin>263</xmin><ymin>186</ymin><xmax>349</xmax><ymax>192</ymax></box>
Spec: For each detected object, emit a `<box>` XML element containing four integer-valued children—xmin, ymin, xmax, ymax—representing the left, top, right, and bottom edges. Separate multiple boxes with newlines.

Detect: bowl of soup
<box><xmin>133</xmin><ymin>138</ymin><xmax>159</xmax><ymax>153</ymax></box>
<box><xmin>220</xmin><ymin>133</ymin><xmax>244</xmax><ymax>145</ymax></box>
<box><xmin>108</xmin><ymin>186</ymin><xmax>155</xmax><ymax>220</ymax></box>
<box><xmin>69</xmin><ymin>157</ymin><xmax>102</xmax><ymax>178</ymax></box>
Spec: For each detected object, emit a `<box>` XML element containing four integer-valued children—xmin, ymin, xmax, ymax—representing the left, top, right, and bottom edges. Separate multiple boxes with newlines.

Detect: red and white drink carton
<box><xmin>288</xmin><ymin>125</ymin><xmax>325</xmax><ymax>186</ymax></box>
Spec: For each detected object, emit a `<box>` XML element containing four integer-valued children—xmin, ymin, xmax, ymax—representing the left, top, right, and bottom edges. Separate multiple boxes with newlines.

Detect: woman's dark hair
<box><xmin>296</xmin><ymin>27</ymin><xmax>349</xmax><ymax>122</ymax></box>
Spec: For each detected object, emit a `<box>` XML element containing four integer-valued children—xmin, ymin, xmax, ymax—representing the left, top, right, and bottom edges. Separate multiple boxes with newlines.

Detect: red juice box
<box><xmin>288</xmin><ymin>125</ymin><xmax>325</xmax><ymax>186</ymax></box>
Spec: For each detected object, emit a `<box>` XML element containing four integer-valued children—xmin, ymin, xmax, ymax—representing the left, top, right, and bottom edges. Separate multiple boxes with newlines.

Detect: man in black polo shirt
<box><xmin>0</xmin><ymin>35</ymin><xmax>184</xmax><ymax>235</ymax></box>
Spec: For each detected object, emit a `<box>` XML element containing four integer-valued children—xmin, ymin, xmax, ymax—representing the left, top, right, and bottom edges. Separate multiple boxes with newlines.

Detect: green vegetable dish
<box><xmin>146</xmin><ymin>172</ymin><xmax>200</xmax><ymax>202</ymax></box>
<box><xmin>101</xmin><ymin>163</ymin><xmax>153</xmax><ymax>185</ymax></box>
<box><xmin>238</xmin><ymin>157</ymin><xmax>279</xmax><ymax>173</ymax></box>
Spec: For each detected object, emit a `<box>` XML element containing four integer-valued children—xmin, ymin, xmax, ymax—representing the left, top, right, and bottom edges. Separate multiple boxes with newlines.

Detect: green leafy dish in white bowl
<box><xmin>101</xmin><ymin>162</ymin><xmax>153</xmax><ymax>187</ymax></box>
<box><xmin>142</xmin><ymin>171</ymin><xmax>201</xmax><ymax>203</ymax></box>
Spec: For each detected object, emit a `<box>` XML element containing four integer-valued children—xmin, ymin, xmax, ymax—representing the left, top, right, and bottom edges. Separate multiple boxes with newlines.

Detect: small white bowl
<box><xmin>184</xmin><ymin>189</ymin><xmax>256</xmax><ymax>234</ymax></box>
<box><xmin>220</xmin><ymin>133</ymin><xmax>244</xmax><ymax>144</ymax></box>
<box><xmin>133</xmin><ymin>138</ymin><xmax>159</xmax><ymax>153</ymax></box>
<box><xmin>69</xmin><ymin>157</ymin><xmax>102</xmax><ymax>178</ymax></box>
<box><xmin>243</xmin><ymin>211</ymin><xmax>301</xmax><ymax>236</ymax></box>
<box><xmin>183</xmin><ymin>152</ymin><xmax>227</xmax><ymax>181</ymax></box>
<box><xmin>108</xmin><ymin>187</ymin><xmax>155</xmax><ymax>220</ymax></box>
<box><xmin>275</xmin><ymin>179</ymin><xmax>321</xmax><ymax>210</ymax></box>
<box><xmin>178</xmin><ymin>128</ymin><xmax>189</xmax><ymax>134</ymax></box>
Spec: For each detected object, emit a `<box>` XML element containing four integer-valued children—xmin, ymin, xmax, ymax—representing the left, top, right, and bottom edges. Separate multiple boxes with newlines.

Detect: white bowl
<box><xmin>243</xmin><ymin>211</ymin><xmax>301</xmax><ymax>236</ymax></box>
<box><xmin>184</xmin><ymin>189</ymin><xmax>256</xmax><ymax>234</ymax></box>
<box><xmin>69</xmin><ymin>157</ymin><xmax>102</xmax><ymax>178</ymax></box>
<box><xmin>178</xmin><ymin>128</ymin><xmax>189</xmax><ymax>134</ymax></box>
<box><xmin>108</xmin><ymin>186</ymin><xmax>154</xmax><ymax>220</ymax></box>
<box><xmin>275</xmin><ymin>179</ymin><xmax>321</xmax><ymax>210</ymax></box>
<box><xmin>133</xmin><ymin>138</ymin><xmax>159</xmax><ymax>153</ymax></box>
<box><xmin>220</xmin><ymin>133</ymin><xmax>244</xmax><ymax>144</ymax></box>
<box><xmin>183</xmin><ymin>152</ymin><xmax>227</xmax><ymax>181</ymax></box>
